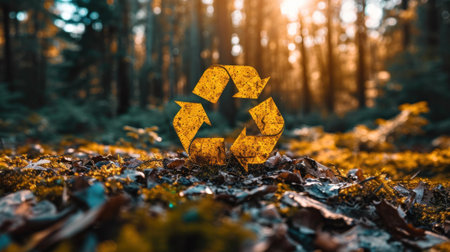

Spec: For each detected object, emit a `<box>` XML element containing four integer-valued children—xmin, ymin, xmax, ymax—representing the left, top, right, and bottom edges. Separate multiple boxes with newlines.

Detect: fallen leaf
<box><xmin>164</xmin><ymin>158</ymin><xmax>185</xmax><ymax>169</ymax></box>
<box><xmin>374</xmin><ymin>199</ymin><xmax>425</xmax><ymax>240</ymax></box>
<box><xmin>283</xmin><ymin>191</ymin><xmax>354</xmax><ymax>226</ymax></box>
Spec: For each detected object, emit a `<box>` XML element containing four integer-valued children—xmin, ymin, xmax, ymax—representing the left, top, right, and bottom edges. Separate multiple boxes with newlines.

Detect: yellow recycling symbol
<box><xmin>173</xmin><ymin>65</ymin><xmax>284</xmax><ymax>171</ymax></box>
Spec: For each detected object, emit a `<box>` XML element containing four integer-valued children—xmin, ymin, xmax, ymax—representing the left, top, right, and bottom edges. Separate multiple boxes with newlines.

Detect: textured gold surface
<box><xmin>173</xmin><ymin>101</ymin><xmax>211</xmax><ymax>152</ymax></box>
<box><xmin>230</xmin><ymin>128</ymin><xmax>282</xmax><ymax>171</ymax></box>
<box><xmin>173</xmin><ymin>65</ymin><xmax>284</xmax><ymax>169</ymax></box>
<box><xmin>249</xmin><ymin>97</ymin><xmax>284</xmax><ymax>135</ymax></box>
<box><xmin>222</xmin><ymin>65</ymin><xmax>269</xmax><ymax>99</ymax></box>
<box><xmin>189</xmin><ymin>138</ymin><xmax>226</xmax><ymax>165</ymax></box>
<box><xmin>192</xmin><ymin>66</ymin><xmax>230</xmax><ymax>104</ymax></box>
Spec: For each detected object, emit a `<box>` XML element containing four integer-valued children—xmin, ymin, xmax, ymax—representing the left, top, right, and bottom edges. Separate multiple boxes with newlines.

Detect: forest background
<box><xmin>0</xmin><ymin>0</ymin><xmax>449</xmax><ymax>149</ymax></box>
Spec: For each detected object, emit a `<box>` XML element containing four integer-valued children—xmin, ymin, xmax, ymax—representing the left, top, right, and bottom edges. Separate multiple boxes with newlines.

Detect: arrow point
<box><xmin>236</xmin><ymin>158</ymin><xmax>248</xmax><ymax>172</ymax></box>
<box><xmin>204</xmin><ymin>115</ymin><xmax>212</xmax><ymax>126</ymax></box>
<box><xmin>230</xmin><ymin>128</ymin><xmax>244</xmax><ymax>153</ymax></box>
<box><xmin>175</xmin><ymin>101</ymin><xmax>188</xmax><ymax>107</ymax></box>
<box><xmin>234</xmin><ymin>127</ymin><xmax>247</xmax><ymax>140</ymax></box>
<box><xmin>258</xmin><ymin>77</ymin><xmax>270</xmax><ymax>94</ymax></box>
<box><xmin>262</xmin><ymin>77</ymin><xmax>270</xmax><ymax>87</ymax></box>
<box><xmin>175</xmin><ymin>101</ymin><xmax>211</xmax><ymax>126</ymax></box>
<box><xmin>232</xmin><ymin>90</ymin><xmax>247</xmax><ymax>99</ymax></box>
<box><xmin>195</xmin><ymin>103</ymin><xmax>211</xmax><ymax>126</ymax></box>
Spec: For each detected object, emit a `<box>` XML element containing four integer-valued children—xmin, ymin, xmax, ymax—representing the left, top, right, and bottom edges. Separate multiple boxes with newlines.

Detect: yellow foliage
<box><xmin>290</xmin><ymin>102</ymin><xmax>449</xmax><ymax>185</ymax></box>
<box><xmin>123</xmin><ymin>125</ymin><xmax>162</xmax><ymax>148</ymax></box>
<box><xmin>117</xmin><ymin>199</ymin><xmax>254</xmax><ymax>252</ymax></box>
<box><xmin>114</xmin><ymin>225</ymin><xmax>152</xmax><ymax>252</ymax></box>
<box><xmin>141</xmin><ymin>184</ymin><xmax>183</xmax><ymax>207</ymax></box>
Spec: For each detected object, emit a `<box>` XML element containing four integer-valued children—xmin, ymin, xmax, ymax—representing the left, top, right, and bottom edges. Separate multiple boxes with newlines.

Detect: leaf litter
<box><xmin>0</xmin><ymin>109</ymin><xmax>449</xmax><ymax>252</ymax></box>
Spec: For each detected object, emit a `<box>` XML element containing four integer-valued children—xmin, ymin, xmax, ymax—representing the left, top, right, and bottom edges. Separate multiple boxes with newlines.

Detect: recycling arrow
<box><xmin>230</xmin><ymin>98</ymin><xmax>284</xmax><ymax>171</ymax></box>
<box><xmin>192</xmin><ymin>65</ymin><xmax>269</xmax><ymax>103</ymax></box>
<box><xmin>192</xmin><ymin>66</ymin><xmax>230</xmax><ymax>104</ymax></box>
<box><xmin>189</xmin><ymin>138</ymin><xmax>226</xmax><ymax>165</ymax></box>
<box><xmin>173</xmin><ymin>64</ymin><xmax>284</xmax><ymax>170</ymax></box>
<box><xmin>249</xmin><ymin>97</ymin><xmax>284</xmax><ymax>135</ymax></box>
<box><xmin>222</xmin><ymin>65</ymin><xmax>269</xmax><ymax>99</ymax></box>
<box><xmin>230</xmin><ymin>128</ymin><xmax>282</xmax><ymax>171</ymax></box>
<box><xmin>173</xmin><ymin>101</ymin><xmax>211</xmax><ymax>152</ymax></box>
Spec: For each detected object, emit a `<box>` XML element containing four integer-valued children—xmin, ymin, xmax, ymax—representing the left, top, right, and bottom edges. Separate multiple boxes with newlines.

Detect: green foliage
<box><xmin>376</xmin><ymin>1</ymin><xmax>450</xmax><ymax>136</ymax></box>
<box><xmin>379</xmin><ymin>53</ymin><xmax>450</xmax><ymax>134</ymax></box>
<box><xmin>99</xmin><ymin>106</ymin><xmax>174</xmax><ymax>147</ymax></box>
<box><xmin>40</xmin><ymin>99</ymin><xmax>100</xmax><ymax>135</ymax></box>
<box><xmin>0</xmin><ymin>83</ymin><xmax>27</xmax><ymax>138</ymax></box>
<box><xmin>284</xmin><ymin>106</ymin><xmax>397</xmax><ymax>135</ymax></box>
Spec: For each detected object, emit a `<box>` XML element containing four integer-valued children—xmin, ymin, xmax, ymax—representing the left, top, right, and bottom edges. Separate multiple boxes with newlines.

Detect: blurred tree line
<box><xmin>0</xmin><ymin>0</ymin><xmax>449</xmax><ymax>145</ymax></box>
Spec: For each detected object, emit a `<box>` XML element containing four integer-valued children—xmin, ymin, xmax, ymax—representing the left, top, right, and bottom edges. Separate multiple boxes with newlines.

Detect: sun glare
<box><xmin>341</xmin><ymin>0</ymin><xmax>357</xmax><ymax>23</ymax></box>
<box><xmin>280</xmin><ymin>0</ymin><xmax>309</xmax><ymax>21</ymax></box>
<box><xmin>281</xmin><ymin>0</ymin><xmax>384</xmax><ymax>29</ymax></box>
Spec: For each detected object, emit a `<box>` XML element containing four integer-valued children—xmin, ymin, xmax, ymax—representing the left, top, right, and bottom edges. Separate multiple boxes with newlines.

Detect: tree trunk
<box><xmin>117</xmin><ymin>0</ymin><xmax>131</xmax><ymax>114</ymax></box>
<box><xmin>254</xmin><ymin>0</ymin><xmax>263</xmax><ymax>74</ymax></box>
<box><xmin>187</xmin><ymin>0</ymin><xmax>203</xmax><ymax>92</ymax></box>
<box><xmin>299</xmin><ymin>16</ymin><xmax>311</xmax><ymax>114</ymax></box>
<box><xmin>312</xmin><ymin>24</ymin><xmax>328</xmax><ymax>100</ymax></box>
<box><xmin>440</xmin><ymin>0</ymin><xmax>450</xmax><ymax>78</ymax></box>
<box><xmin>356</xmin><ymin>0</ymin><xmax>367</xmax><ymax>109</ymax></box>
<box><xmin>2</xmin><ymin>4</ymin><xmax>14</xmax><ymax>91</ymax></box>
<box><xmin>101</xmin><ymin>27</ymin><xmax>114</xmax><ymax>104</ymax></box>
<box><xmin>401</xmin><ymin>0</ymin><xmax>411</xmax><ymax>49</ymax></box>
<box><xmin>153</xmin><ymin>12</ymin><xmax>164</xmax><ymax>105</ymax></box>
<box><xmin>139</xmin><ymin>0</ymin><xmax>154</xmax><ymax>108</ymax></box>
<box><xmin>425</xmin><ymin>0</ymin><xmax>439</xmax><ymax>47</ymax></box>
<box><xmin>168</xmin><ymin>3</ymin><xmax>176</xmax><ymax>99</ymax></box>
<box><xmin>30</xmin><ymin>10</ymin><xmax>46</xmax><ymax>108</ymax></box>
<box><xmin>243</xmin><ymin>0</ymin><xmax>253</xmax><ymax>65</ymax></box>
<box><xmin>215</xmin><ymin>0</ymin><xmax>236</xmax><ymax>126</ymax></box>
<box><xmin>266</xmin><ymin>2</ymin><xmax>280</xmax><ymax>97</ymax></box>
<box><xmin>325</xmin><ymin>0</ymin><xmax>335</xmax><ymax>113</ymax></box>
<box><xmin>39</xmin><ymin>37</ymin><xmax>47</xmax><ymax>107</ymax></box>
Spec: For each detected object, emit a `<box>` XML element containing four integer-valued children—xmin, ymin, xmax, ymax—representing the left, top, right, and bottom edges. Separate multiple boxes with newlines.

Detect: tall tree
<box><xmin>243</xmin><ymin>0</ymin><xmax>253</xmax><ymax>65</ymax></box>
<box><xmin>186</xmin><ymin>0</ymin><xmax>203</xmax><ymax>92</ymax></box>
<box><xmin>440</xmin><ymin>0</ymin><xmax>450</xmax><ymax>77</ymax></box>
<box><xmin>254</xmin><ymin>0</ymin><xmax>264</xmax><ymax>74</ymax></box>
<box><xmin>298</xmin><ymin>15</ymin><xmax>311</xmax><ymax>114</ymax></box>
<box><xmin>325</xmin><ymin>0</ymin><xmax>335</xmax><ymax>113</ymax></box>
<box><xmin>401</xmin><ymin>0</ymin><xmax>411</xmax><ymax>49</ymax></box>
<box><xmin>117</xmin><ymin>0</ymin><xmax>131</xmax><ymax>114</ymax></box>
<box><xmin>1</xmin><ymin>2</ymin><xmax>13</xmax><ymax>91</ymax></box>
<box><xmin>214</xmin><ymin>0</ymin><xmax>236</xmax><ymax>125</ymax></box>
<box><xmin>101</xmin><ymin>25</ymin><xmax>116</xmax><ymax>105</ymax></box>
<box><xmin>356</xmin><ymin>0</ymin><xmax>367</xmax><ymax>108</ymax></box>
<box><xmin>27</xmin><ymin>4</ymin><xmax>48</xmax><ymax>108</ymax></box>
<box><xmin>311</xmin><ymin>22</ymin><xmax>327</xmax><ymax>102</ymax></box>
<box><xmin>168</xmin><ymin>1</ymin><xmax>176</xmax><ymax>99</ymax></box>
<box><xmin>153</xmin><ymin>7</ymin><xmax>165</xmax><ymax>104</ymax></box>
<box><xmin>139</xmin><ymin>0</ymin><xmax>155</xmax><ymax>108</ymax></box>
<box><xmin>424</xmin><ymin>0</ymin><xmax>439</xmax><ymax>47</ymax></box>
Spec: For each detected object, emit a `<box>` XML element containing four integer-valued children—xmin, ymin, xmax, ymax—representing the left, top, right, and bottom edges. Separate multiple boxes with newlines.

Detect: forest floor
<box><xmin>0</xmin><ymin>104</ymin><xmax>449</xmax><ymax>252</ymax></box>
